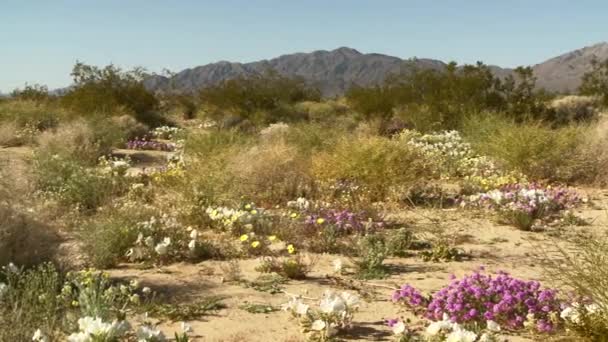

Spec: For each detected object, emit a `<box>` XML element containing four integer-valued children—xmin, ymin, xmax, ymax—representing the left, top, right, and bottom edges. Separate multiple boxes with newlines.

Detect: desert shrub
<box><xmin>463</xmin><ymin>114</ymin><xmax>593</xmax><ymax>182</ymax></box>
<box><xmin>82</xmin><ymin>211</ymin><xmax>143</xmax><ymax>268</ymax></box>
<box><xmin>352</xmin><ymin>234</ymin><xmax>389</xmax><ymax>279</ymax></box>
<box><xmin>199</xmin><ymin>71</ymin><xmax>320</xmax><ymax>125</ymax></box>
<box><xmin>293</xmin><ymin>100</ymin><xmax>350</xmax><ymax>122</ymax></box>
<box><xmin>256</xmin><ymin>255</ymin><xmax>314</xmax><ymax>279</ymax></box>
<box><xmin>0</xmin><ymin>121</ymin><xmax>37</xmax><ymax>147</ymax></box>
<box><xmin>0</xmin><ymin>205</ymin><xmax>60</xmax><ymax>267</ymax></box>
<box><xmin>228</xmin><ymin>140</ymin><xmax>313</xmax><ymax>204</ymax></box>
<box><xmin>0</xmin><ymin>263</ymin><xmax>65</xmax><ymax>342</ymax></box>
<box><xmin>10</xmin><ymin>84</ymin><xmax>51</xmax><ymax>102</ymax></box>
<box><xmin>33</xmin><ymin>152</ymin><xmax>130</xmax><ymax>211</ymax></box>
<box><xmin>580</xmin><ymin>57</ymin><xmax>608</xmax><ymax>106</ymax></box>
<box><xmin>544</xmin><ymin>232</ymin><xmax>608</xmax><ymax>340</ymax></box>
<box><xmin>548</xmin><ymin>95</ymin><xmax>599</xmax><ymax>124</ymax></box>
<box><xmin>312</xmin><ymin>134</ymin><xmax>434</xmax><ymax>202</ymax></box>
<box><xmin>61</xmin><ymin>62</ymin><xmax>163</xmax><ymax>126</ymax></box>
<box><xmin>0</xmin><ymin>99</ymin><xmax>65</xmax><ymax>130</ymax></box>
<box><xmin>284</xmin><ymin>121</ymin><xmax>348</xmax><ymax>155</ymax></box>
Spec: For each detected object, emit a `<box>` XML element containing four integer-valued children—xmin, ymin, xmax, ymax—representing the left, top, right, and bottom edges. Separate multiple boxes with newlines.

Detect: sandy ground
<box><xmin>107</xmin><ymin>189</ymin><xmax>608</xmax><ymax>341</ymax></box>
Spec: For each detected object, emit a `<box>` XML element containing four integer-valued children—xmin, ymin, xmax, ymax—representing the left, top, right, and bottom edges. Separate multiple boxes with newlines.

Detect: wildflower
<box><xmin>144</xmin><ymin>236</ymin><xmax>155</xmax><ymax>248</ymax></box>
<box><xmin>136</xmin><ymin>325</ymin><xmax>166</xmax><ymax>341</ymax></box>
<box><xmin>446</xmin><ymin>327</ymin><xmax>477</xmax><ymax>342</ymax></box>
<box><xmin>316</xmin><ymin>218</ymin><xmax>325</xmax><ymax>225</ymax></box>
<box><xmin>32</xmin><ymin>329</ymin><xmax>48</xmax><ymax>342</ymax></box>
<box><xmin>332</xmin><ymin>259</ymin><xmax>343</xmax><ymax>273</ymax></box>
<box><xmin>71</xmin><ymin>300</ymin><xmax>79</xmax><ymax>307</ymax></box>
<box><xmin>251</xmin><ymin>241</ymin><xmax>261</xmax><ymax>248</ymax></box>
<box><xmin>426</xmin><ymin>319</ymin><xmax>452</xmax><ymax>336</ymax></box>
<box><xmin>142</xmin><ymin>287</ymin><xmax>152</xmax><ymax>295</ymax></box>
<box><xmin>189</xmin><ymin>229</ymin><xmax>198</xmax><ymax>239</ymax></box>
<box><xmin>130</xmin><ymin>294</ymin><xmax>140</xmax><ymax>304</ymax></box>
<box><xmin>268</xmin><ymin>235</ymin><xmax>277</xmax><ymax>242</ymax></box>
<box><xmin>0</xmin><ymin>282</ymin><xmax>8</xmax><ymax>298</ymax></box>
<box><xmin>188</xmin><ymin>240</ymin><xmax>197</xmax><ymax>251</ymax></box>
<box><xmin>290</xmin><ymin>212</ymin><xmax>298</xmax><ymax>219</ymax></box>
<box><xmin>281</xmin><ymin>296</ymin><xmax>309</xmax><ymax>315</ymax></box>
<box><xmin>250</xmin><ymin>209</ymin><xmax>258</xmax><ymax>215</ymax></box>
<box><xmin>486</xmin><ymin>320</ymin><xmax>500</xmax><ymax>332</ymax></box>
<box><xmin>181</xmin><ymin>322</ymin><xmax>193</xmax><ymax>333</ymax></box>
<box><xmin>154</xmin><ymin>237</ymin><xmax>171</xmax><ymax>255</ymax></box>
<box><xmin>320</xmin><ymin>291</ymin><xmax>346</xmax><ymax>313</ymax></box>
<box><xmin>5</xmin><ymin>262</ymin><xmax>19</xmax><ymax>273</ymax></box>
<box><xmin>245</xmin><ymin>204</ymin><xmax>252</xmax><ymax>210</ymax></box>
<box><xmin>391</xmin><ymin>321</ymin><xmax>407</xmax><ymax>335</ymax></box>
<box><xmin>311</xmin><ymin>320</ymin><xmax>326</xmax><ymax>331</ymax></box>
<box><xmin>130</xmin><ymin>280</ymin><xmax>140</xmax><ymax>289</ymax></box>
<box><xmin>340</xmin><ymin>291</ymin><xmax>359</xmax><ymax>307</ymax></box>
<box><xmin>287</xmin><ymin>244</ymin><xmax>296</xmax><ymax>254</ymax></box>
<box><xmin>240</xmin><ymin>234</ymin><xmax>249</xmax><ymax>242</ymax></box>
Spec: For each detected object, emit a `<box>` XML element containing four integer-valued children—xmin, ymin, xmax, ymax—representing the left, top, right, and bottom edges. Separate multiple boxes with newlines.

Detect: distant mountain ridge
<box><xmin>144</xmin><ymin>43</ymin><xmax>608</xmax><ymax>97</ymax></box>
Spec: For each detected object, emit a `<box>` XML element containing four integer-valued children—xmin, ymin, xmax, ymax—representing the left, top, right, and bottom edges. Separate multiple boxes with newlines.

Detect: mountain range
<box><xmin>144</xmin><ymin>42</ymin><xmax>608</xmax><ymax>97</ymax></box>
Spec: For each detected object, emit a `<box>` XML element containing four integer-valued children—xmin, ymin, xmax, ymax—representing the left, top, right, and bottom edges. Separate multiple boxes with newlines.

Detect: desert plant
<box><xmin>352</xmin><ymin>234</ymin><xmax>389</xmax><ymax>279</ymax></box>
<box><xmin>0</xmin><ymin>263</ymin><xmax>65</xmax><ymax>342</ymax></box>
<box><xmin>312</xmin><ymin>134</ymin><xmax>434</xmax><ymax>202</ymax></box>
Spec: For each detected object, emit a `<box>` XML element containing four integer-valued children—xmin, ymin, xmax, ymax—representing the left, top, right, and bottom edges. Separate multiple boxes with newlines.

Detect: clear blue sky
<box><xmin>1</xmin><ymin>0</ymin><xmax>606</xmax><ymax>92</ymax></box>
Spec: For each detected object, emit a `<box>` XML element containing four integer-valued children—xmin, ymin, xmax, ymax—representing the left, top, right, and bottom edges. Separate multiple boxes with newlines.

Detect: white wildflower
<box><xmin>391</xmin><ymin>321</ymin><xmax>407</xmax><ymax>335</ymax></box>
<box><xmin>137</xmin><ymin>325</ymin><xmax>166</xmax><ymax>342</ymax></box>
<box><xmin>311</xmin><ymin>320</ymin><xmax>326</xmax><ymax>331</ymax></box>
<box><xmin>486</xmin><ymin>320</ymin><xmax>500</xmax><ymax>332</ymax></box>
<box><xmin>154</xmin><ymin>237</ymin><xmax>171</xmax><ymax>255</ymax></box>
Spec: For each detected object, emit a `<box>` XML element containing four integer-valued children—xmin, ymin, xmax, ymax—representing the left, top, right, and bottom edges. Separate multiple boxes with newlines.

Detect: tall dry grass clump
<box><xmin>228</xmin><ymin>139</ymin><xmax>313</xmax><ymax>204</ymax></box>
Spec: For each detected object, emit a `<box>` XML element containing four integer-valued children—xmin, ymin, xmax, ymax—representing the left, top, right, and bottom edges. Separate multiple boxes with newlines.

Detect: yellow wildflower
<box><xmin>290</xmin><ymin>213</ymin><xmax>298</xmax><ymax>219</ymax></box>
<box><xmin>250</xmin><ymin>209</ymin><xmax>258</xmax><ymax>215</ymax></box>
<box><xmin>287</xmin><ymin>244</ymin><xmax>296</xmax><ymax>254</ymax></box>
<box><xmin>251</xmin><ymin>241</ymin><xmax>260</xmax><ymax>248</ymax></box>
<box><xmin>245</xmin><ymin>204</ymin><xmax>252</xmax><ymax>209</ymax></box>
<box><xmin>316</xmin><ymin>218</ymin><xmax>325</xmax><ymax>225</ymax></box>
<box><xmin>240</xmin><ymin>234</ymin><xmax>249</xmax><ymax>242</ymax></box>
<box><xmin>268</xmin><ymin>235</ymin><xmax>277</xmax><ymax>242</ymax></box>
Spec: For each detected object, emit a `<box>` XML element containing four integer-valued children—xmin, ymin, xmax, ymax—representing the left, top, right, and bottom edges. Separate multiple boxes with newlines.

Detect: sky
<box><xmin>1</xmin><ymin>0</ymin><xmax>607</xmax><ymax>92</ymax></box>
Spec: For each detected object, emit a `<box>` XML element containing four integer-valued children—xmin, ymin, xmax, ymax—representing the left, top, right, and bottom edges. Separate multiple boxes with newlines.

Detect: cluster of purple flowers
<box><xmin>126</xmin><ymin>138</ymin><xmax>176</xmax><ymax>152</ymax></box>
<box><xmin>392</xmin><ymin>270</ymin><xmax>563</xmax><ymax>333</ymax></box>
<box><xmin>305</xmin><ymin>209</ymin><xmax>383</xmax><ymax>234</ymax></box>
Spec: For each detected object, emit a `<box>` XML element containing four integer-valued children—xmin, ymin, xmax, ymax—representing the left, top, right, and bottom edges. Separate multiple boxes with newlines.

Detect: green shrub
<box><xmin>352</xmin><ymin>234</ymin><xmax>389</xmax><ymax>279</ymax></box>
<box><xmin>61</xmin><ymin>62</ymin><xmax>163</xmax><ymax>126</ymax></box>
<box><xmin>580</xmin><ymin>57</ymin><xmax>608</xmax><ymax>106</ymax></box>
<box><xmin>33</xmin><ymin>153</ymin><xmax>130</xmax><ymax>211</ymax></box>
<box><xmin>0</xmin><ymin>263</ymin><xmax>65</xmax><ymax>342</ymax></box>
<box><xmin>199</xmin><ymin>71</ymin><xmax>320</xmax><ymax>125</ymax></box>
<box><xmin>82</xmin><ymin>213</ymin><xmax>141</xmax><ymax>268</ymax></box>
<box><xmin>0</xmin><ymin>99</ymin><xmax>65</xmax><ymax>130</ymax></box>
<box><xmin>463</xmin><ymin>113</ymin><xmax>594</xmax><ymax>182</ymax></box>
<box><xmin>312</xmin><ymin>134</ymin><xmax>434</xmax><ymax>201</ymax></box>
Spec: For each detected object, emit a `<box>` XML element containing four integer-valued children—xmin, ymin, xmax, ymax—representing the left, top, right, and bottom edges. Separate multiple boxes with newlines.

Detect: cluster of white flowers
<box><xmin>561</xmin><ymin>302</ymin><xmax>600</xmax><ymax>325</ymax></box>
<box><xmin>206</xmin><ymin>206</ymin><xmax>248</xmax><ymax>228</ymax></box>
<box><xmin>98</xmin><ymin>156</ymin><xmax>132</xmax><ymax>176</ymax></box>
<box><xmin>425</xmin><ymin>314</ymin><xmax>499</xmax><ymax>342</ymax></box>
<box><xmin>126</xmin><ymin>214</ymin><xmax>183</xmax><ymax>261</ymax></box>
<box><xmin>199</xmin><ymin>120</ymin><xmax>217</xmax><ymax>129</ymax></box>
<box><xmin>187</xmin><ymin>227</ymin><xmax>198</xmax><ymax>251</ymax></box>
<box><xmin>287</xmin><ymin>197</ymin><xmax>310</xmax><ymax>211</ymax></box>
<box><xmin>401</xmin><ymin>130</ymin><xmax>472</xmax><ymax>158</ymax></box>
<box><xmin>282</xmin><ymin>290</ymin><xmax>359</xmax><ymax>339</ymax></box>
<box><xmin>136</xmin><ymin>325</ymin><xmax>166</xmax><ymax>341</ymax></box>
<box><xmin>151</xmin><ymin>126</ymin><xmax>182</xmax><ymax>140</ymax></box>
<box><xmin>67</xmin><ymin>316</ymin><xmax>130</xmax><ymax>342</ymax></box>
